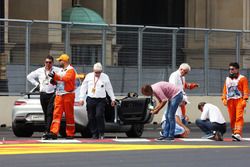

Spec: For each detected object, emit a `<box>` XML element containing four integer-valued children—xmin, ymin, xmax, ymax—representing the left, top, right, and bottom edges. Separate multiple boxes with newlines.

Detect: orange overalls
<box><xmin>50</xmin><ymin>65</ymin><xmax>76</xmax><ymax>137</ymax></box>
<box><xmin>222</xmin><ymin>75</ymin><xmax>249</xmax><ymax>135</ymax></box>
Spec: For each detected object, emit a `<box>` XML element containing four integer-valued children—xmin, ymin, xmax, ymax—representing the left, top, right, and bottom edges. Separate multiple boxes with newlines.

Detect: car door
<box><xmin>117</xmin><ymin>97</ymin><xmax>153</xmax><ymax>124</ymax></box>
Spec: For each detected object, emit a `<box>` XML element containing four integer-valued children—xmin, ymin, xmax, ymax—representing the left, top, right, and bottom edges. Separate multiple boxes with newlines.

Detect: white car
<box><xmin>12</xmin><ymin>87</ymin><xmax>154</xmax><ymax>138</ymax></box>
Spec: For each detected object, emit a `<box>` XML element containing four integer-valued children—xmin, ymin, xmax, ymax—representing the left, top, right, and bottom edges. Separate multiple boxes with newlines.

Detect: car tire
<box><xmin>125</xmin><ymin>124</ymin><xmax>144</xmax><ymax>138</ymax></box>
<box><xmin>12</xmin><ymin>123</ymin><xmax>34</xmax><ymax>137</ymax></box>
<box><xmin>80</xmin><ymin>127</ymin><xmax>92</xmax><ymax>138</ymax></box>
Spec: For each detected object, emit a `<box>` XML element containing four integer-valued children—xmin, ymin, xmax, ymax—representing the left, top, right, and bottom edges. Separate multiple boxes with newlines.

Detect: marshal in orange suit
<box><xmin>222</xmin><ymin>62</ymin><xmax>249</xmax><ymax>141</ymax></box>
<box><xmin>43</xmin><ymin>54</ymin><xmax>76</xmax><ymax>140</ymax></box>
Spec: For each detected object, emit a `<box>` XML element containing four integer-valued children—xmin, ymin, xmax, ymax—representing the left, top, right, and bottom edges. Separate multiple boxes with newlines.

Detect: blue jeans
<box><xmin>195</xmin><ymin>119</ymin><xmax>227</xmax><ymax>135</ymax></box>
<box><xmin>195</xmin><ymin>119</ymin><xmax>213</xmax><ymax>135</ymax></box>
<box><xmin>162</xmin><ymin>121</ymin><xmax>185</xmax><ymax>136</ymax></box>
<box><xmin>162</xmin><ymin>92</ymin><xmax>183</xmax><ymax>138</ymax></box>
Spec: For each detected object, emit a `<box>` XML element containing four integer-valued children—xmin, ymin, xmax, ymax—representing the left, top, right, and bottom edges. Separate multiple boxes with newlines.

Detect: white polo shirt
<box><xmin>79</xmin><ymin>72</ymin><xmax>116</xmax><ymax>101</ymax></box>
<box><xmin>200</xmin><ymin>103</ymin><xmax>226</xmax><ymax>124</ymax></box>
<box><xmin>27</xmin><ymin>66</ymin><xmax>60</xmax><ymax>93</ymax></box>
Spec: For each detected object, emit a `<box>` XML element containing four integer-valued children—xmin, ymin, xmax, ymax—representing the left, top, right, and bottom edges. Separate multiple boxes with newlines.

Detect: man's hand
<box><xmin>79</xmin><ymin>100</ymin><xmax>84</xmax><ymax>106</ymax></box>
<box><xmin>150</xmin><ymin>109</ymin><xmax>159</xmax><ymax>114</ymax></box>
<box><xmin>33</xmin><ymin>84</ymin><xmax>40</xmax><ymax>92</ymax></box>
<box><xmin>50</xmin><ymin>79</ymin><xmax>57</xmax><ymax>85</ymax></box>
<box><xmin>184</xmin><ymin>115</ymin><xmax>189</xmax><ymax>122</ymax></box>
<box><xmin>111</xmin><ymin>100</ymin><xmax>116</xmax><ymax>107</ymax></box>
<box><xmin>48</xmin><ymin>71</ymin><xmax>55</xmax><ymax>78</ymax></box>
<box><xmin>241</xmin><ymin>99</ymin><xmax>247</xmax><ymax>108</ymax></box>
<box><xmin>188</xmin><ymin>83</ymin><xmax>199</xmax><ymax>89</ymax></box>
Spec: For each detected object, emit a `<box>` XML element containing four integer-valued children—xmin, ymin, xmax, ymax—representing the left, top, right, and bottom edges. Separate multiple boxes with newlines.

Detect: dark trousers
<box><xmin>195</xmin><ymin>119</ymin><xmax>227</xmax><ymax>135</ymax></box>
<box><xmin>86</xmin><ymin>97</ymin><xmax>106</xmax><ymax>137</ymax></box>
<box><xmin>40</xmin><ymin>92</ymin><xmax>55</xmax><ymax>133</ymax></box>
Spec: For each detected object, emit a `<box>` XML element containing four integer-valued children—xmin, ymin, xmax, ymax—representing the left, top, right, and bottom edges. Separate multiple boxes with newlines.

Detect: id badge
<box><xmin>43</xmin><ymin>79</ymin><xmax>49</xmax><ymax>85</ymax></box>
<box><xmin>91</xmin><ymin>88</ymin><xmax>96</xmax><ymax>93</ymax></box>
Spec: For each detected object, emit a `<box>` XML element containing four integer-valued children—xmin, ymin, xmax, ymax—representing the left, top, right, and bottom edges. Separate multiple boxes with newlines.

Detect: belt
<box><xmin>40</xmin><ymin>92</ymin><xmax>55</xmax><ymax>95</ymax></box>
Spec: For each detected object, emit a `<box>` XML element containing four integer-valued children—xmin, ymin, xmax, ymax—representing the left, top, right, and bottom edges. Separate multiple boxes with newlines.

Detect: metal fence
<box><xmin>1</xmin><ymin>18</ymin><xmax>250</xmax><ymax>96</ymax></box>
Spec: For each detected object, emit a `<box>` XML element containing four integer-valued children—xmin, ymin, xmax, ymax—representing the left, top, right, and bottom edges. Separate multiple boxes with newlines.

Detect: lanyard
<box><xmin>92</xmin><ymin>76</ymin><xmax>100</xmax><ymax>93</ymax></box>
<box><xmin>44</xmin><ymin>67</ymin><xmax>52</xmax><ymax>80</ymax></box>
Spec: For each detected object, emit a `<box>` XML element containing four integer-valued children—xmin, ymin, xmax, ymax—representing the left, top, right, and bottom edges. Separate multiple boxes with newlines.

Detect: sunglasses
<box><xmin>228</xmin><ymin>68</ymin><xmax>235</xmax><ymax>71</ymax></box>
<box><xmin>45</xmin><ymin>61</ymin><xmax>52</xmax><ymax>64</ymax></box>
<box><xmin>94</xmin><ymin>71</ymin><xmax>101</xmax><ymax>74</ymax></box>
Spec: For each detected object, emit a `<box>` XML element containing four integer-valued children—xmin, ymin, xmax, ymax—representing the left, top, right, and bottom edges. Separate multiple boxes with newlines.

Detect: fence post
<box><xmin>204</xmin><ymin>30</ymin><xmax>210</xmax><ymax>95</ymax></box>
<box><xmin>102</xmin><ymin>27</ymin><xmax>107</xmax><ymax>71</ymax></box>
<box><xmin>172</xmin><ymin>29</ymin><xmax>178</xmax><ymax>72</ymax></box>
<box><xmin>64</xmin><ymin>24</ymin><xmax>71</xmax><ymax>58</ymax></box>
<box><xmin>138</xmin><ymin>27</ymin><xmax>145</xmax><ymax>94</ymax></box>
<box><xmin>25</xmin><ymin>22</ymin><xmax>32</xmax><ymax>92</ymax></box>
<box><xmin>236</xmin><ymin>32</ymin><xmax>241</xmax><ymax>63</ymax></box>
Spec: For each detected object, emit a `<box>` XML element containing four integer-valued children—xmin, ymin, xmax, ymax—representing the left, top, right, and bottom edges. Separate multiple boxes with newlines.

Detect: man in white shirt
<box><xmin>196</xmin><ymin>102</ymin><xmax>227</xmax><ymax>141</ymax></box>
<box><xmin>27</xmin><ymin>55</ymin><xmax>60</xmax><ymax>138</ymax></box>
<box><xmin>168</xmin><ymin>63</ymin><xmax>199</xmax><ymax>125</ymax></box>
<box><xmin>79</xmin><ymin>62</ymin><xmax>116</xmax><ymax>139</ymax></box>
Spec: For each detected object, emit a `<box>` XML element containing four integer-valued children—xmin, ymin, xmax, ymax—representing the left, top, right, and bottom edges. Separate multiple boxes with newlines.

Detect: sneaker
<box><xmin>156</xmin><ymin>136</ymin><xmax>168</xmax><ymax>141</ymax></box>
<box><xmin>156</xmin><ymin>136</ymin><xmax>175</xmax><ymax>141</ymax></box>
<box><xmin>42</xmin><ymin>132</ymin><xmax>57</xmax><ymax>140</ymax></box>
<box><xmin>159</xmin><ymin>131</ymin><xmax>164</xmax><ymax>137</ymax></box>
<box><xmin>41</xmin><ymin>133</ymin><xmax>49</xmax><ymax>140</ymax></box>
<box><xmin>166</xmin><ymin>137</ymin><xmax>175</xmax><ymax>141</ymax></box>
<box><xmin>232</xmin><ymin>134</ymin><xmax>242</xmax><ymax>141</ymax></box>
<box><xmin>201</xmin><ymin>133</ymin><xmax>214</xmax><ymax>139</ymax></box>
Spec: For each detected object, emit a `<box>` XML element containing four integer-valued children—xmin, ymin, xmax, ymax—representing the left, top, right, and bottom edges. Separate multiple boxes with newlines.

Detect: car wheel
<box><xmin>80</xmin><ymin>127</ymin><xmax>92</xmax><ymax>138</ymax></box>
<box><xmin>12</xmin><ymin>123</ymin><xmax>33</xmax><ymax>137</ymax></box>
<box><xmin>125</xmin><ymin>124</ymin><xmax>144</xmax><ymax>138</ymax></box>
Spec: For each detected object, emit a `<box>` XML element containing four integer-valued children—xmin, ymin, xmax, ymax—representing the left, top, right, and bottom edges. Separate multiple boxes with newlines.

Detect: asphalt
<box><xmin>1</xmin><ymin>123</ymin><xmax>250</xmax><ymax>167</ymax></box>
<box><xmin>1</xmin><ymin>122</ymin><xmax>250</xmax><ymax>141</ymax></box>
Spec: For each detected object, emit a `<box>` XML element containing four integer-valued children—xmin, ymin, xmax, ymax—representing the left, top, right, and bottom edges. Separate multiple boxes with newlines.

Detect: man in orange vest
<box><xmin>43</xmin><ymin>54</ymin><xmax>76</xmax><ymax>140</ymax></box>
<box><xmin>222</xmin><ymin>62</ymin><xmax>249</xmax><ymax>141</ymax></box>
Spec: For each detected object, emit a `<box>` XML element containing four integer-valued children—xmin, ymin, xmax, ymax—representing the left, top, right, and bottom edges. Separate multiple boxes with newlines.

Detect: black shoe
<box><xmin>166</xmin><ymin>137</ymin><xmax>175</xmax><ymax>141</ymax></box>
<box><xmin>43</xmin><ymin>132</ymin><xmax>57</xmax><ymax>140</ymax></box>
<box><xmin>99</xmin><ymin>133</ymin><xmax>104</xmax><ymax>140</ymax></box>
<box><xmin>65</xmin><ymin>136</ymin><xmax>74</xmax><ymax>140</ymax></box>
<box><xmin>92</xmin><ymin>134</ymin><xmax>99</xmax><ymax>139</ymax></box>
<box><xmin>214</xmin><ymin>132</ymin><xmax>223</xmax><ymax>141</ymax></box>
<box><xmin>41</xmin><ymin>133</ymin><xmax>50</xmax><ymax>140</ymax></box>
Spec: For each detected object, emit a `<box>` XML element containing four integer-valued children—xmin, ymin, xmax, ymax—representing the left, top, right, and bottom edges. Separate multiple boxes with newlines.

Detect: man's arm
<box><xmin>27</xmin><ymin>69</ymin><xmax>40</xmax><ymax>86</ymax></box>
<box><xmin>184</xmin><ymin>82</ymin><xmax>199</xmax><ymax>90</ymax></box>
<box><xmin>221</xmin><ymin>81</ymin><xmax>227</xmax><ymax>106</ymax></box>
<box><xmin>176</xmin><ymin>115</ymin><xmax>190</xmax><ymax>136</ymax></box>
<box><xmin>151</xmin><ymin>100</ymin><xmax>167</xmax><ymax>114</ymax></box>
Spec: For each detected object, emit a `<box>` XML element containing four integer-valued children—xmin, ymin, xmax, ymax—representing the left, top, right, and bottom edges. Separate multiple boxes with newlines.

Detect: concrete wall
<box><xmin>1</xmin><ymin>95</ymin><xmax>250</xmax><ymax>127</ymax></box>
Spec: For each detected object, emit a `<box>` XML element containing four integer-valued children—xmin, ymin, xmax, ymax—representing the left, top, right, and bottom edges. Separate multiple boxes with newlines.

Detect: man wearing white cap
<box><xmin>79</xmin><ymin>62</ymin><xmax>116</xmax><ymax>139</ymax></box>
<box><xmin>44</xmin><ymin>54</ymin><xmax>76</xmax><ymax>140</ymax></box>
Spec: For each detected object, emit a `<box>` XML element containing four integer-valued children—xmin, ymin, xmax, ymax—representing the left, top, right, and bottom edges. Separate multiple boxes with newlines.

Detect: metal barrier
<box><xmin>1</xmin><ymin>18</ymin><xmax>250</xmax><ymax>96</ymax></box>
